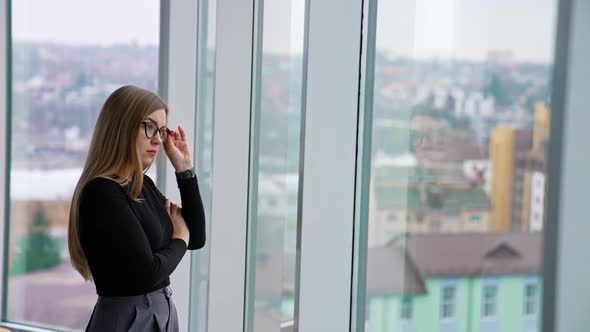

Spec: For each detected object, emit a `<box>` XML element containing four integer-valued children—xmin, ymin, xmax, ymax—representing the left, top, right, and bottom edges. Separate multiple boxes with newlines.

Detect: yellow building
<box><xmin>534</xmin><ymin>102</ymin><xmax>551</xmax><ymax>152</ymax></box>
<box><xmin>490</xmin><ymin>127</ymin><xmax>515</xmax><ymax>232</ymax></box>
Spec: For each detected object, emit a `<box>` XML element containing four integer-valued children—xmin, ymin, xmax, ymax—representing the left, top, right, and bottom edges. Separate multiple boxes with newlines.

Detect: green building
<box><xmin>366</xmin><ymin>232</ymin><xmax>542</xmax><ymax>332</ymax></box>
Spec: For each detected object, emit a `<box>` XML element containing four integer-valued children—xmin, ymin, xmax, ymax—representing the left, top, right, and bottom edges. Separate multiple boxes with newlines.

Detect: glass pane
<box><xmin>482</xmin><ymin>285</ymin><xmax>497</xmax><ymax>317</ymax></box>
<box><xmin>245</xmin><ymin>0</ymin><xmax>306</xmax><ymax>331</ymax></box>
<box><xmin>189</xmin><ymin>0</ymin><xmax>217</xmax><ymax>331</ymax></box>
<box><xmin>524</xmin><ymin>283</ymin><xmax>539</xmax><ymax>316</ymax></box>
<box><xmin>8</xmin><ymin>1</ymin><xmax>159</xmax><ymax>330</ymax></box>
<box><xmin>355</xmin><ymin>0</ymin><xmax>557</xmax><ymax>331</ymax></box>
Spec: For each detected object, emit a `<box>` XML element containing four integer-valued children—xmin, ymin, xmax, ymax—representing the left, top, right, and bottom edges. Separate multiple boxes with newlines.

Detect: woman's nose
<box><xmin>152</xmin><ymin>134</ymin><xmax>163</xmax><ymax>144</ymax></box>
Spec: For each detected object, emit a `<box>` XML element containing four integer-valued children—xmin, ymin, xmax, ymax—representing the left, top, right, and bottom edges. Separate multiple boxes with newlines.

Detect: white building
<box><xmin>529</xmin><ymin>171</ymin><xmax>546</xmax><ymax>231</ymax></box>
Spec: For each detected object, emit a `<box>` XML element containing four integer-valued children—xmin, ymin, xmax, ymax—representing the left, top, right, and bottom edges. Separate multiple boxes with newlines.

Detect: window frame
<box><xmin>440</xmin><ymin>284</ymin><xmax>457</xmax><ymax>320</ymax></box>
<box><xmin>0</xmin><ymin>0</ymin><xmax>12</xmax><ymax>321</ymax></box>
<box><xmin>482</xmin><ymin>284</ymin><xmax>498</xmax><ymax>319</ymax></box>
<box><xmin>0</xmin><ymin>0</ymin><xmax>8</xmax><ymax>323</ymax></box>
<box><xmin>205</xmin><ymin>0</ymin><xmax>254</xmax><ymax>331</ymax></box>
<box><xmin>296</xmin><ymin>0</ymin><xmax>363</xmax><ymax>330</ymax></box>
<box><xmin>524</xmin><ymin>282</ymin><xmax>539</xmax><ymax>317</ymax></box>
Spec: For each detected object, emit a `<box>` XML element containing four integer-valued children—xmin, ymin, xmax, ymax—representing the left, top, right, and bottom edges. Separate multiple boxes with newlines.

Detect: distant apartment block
<box><xmin>490</xmin><ymin>103</ymin><xmax>549</xmax><ymax>232</ymax></box>
<box><xmin>368</xmin><ymin>166</ymin><xmax>492</xmax><ymax>246</ymax></box>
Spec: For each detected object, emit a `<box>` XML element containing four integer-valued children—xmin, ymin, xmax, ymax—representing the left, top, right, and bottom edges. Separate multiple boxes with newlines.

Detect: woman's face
<box><xmin>137</xmin><ymin>109</ymin><xmax>167</xmax><ymax>170</ymax></box>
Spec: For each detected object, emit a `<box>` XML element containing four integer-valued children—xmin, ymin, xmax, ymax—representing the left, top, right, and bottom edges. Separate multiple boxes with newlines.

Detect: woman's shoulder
<box><xmin>78</xmin><ymin>178</ymin><xmax>133</xmax><ymax>228</ymax></box>
<box><xmin>86</xmin><ymin>176</ymin><xmax>127</xmax><ymax>188</ymax></box>
<box><xmin>81</xmin><ymin>177</ymin><xmax>128</xmax><ymax>200</ymax></box>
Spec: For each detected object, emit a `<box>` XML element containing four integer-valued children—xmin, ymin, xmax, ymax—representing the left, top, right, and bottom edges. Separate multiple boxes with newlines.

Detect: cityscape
<box><xmin>7</xmin><ymin>39</ymin><xmax>551</xmax><ymax>332</ymax></box>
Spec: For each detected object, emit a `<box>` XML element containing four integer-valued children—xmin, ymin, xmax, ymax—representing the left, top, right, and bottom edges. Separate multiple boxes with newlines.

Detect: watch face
<box><xmin>177</xmin><ymin>169</ymin><xmax>195</xmax><ymax>179</ymax></box>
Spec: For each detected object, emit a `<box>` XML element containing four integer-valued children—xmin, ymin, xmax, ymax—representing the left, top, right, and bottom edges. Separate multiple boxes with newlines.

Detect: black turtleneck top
<box><xmin>78</xmin><ymin>174</ymin><xmax>205</xmax><ymax>296</ymax></box>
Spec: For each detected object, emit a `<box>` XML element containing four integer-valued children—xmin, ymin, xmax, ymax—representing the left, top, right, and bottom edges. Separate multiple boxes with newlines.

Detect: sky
<box><xmin>12</xmin><ymin>0</ymin><xmax>557</xmax><ymax>63</ymax></box>
<box><xmin>12</xmin><ymin>0</ymin><xmax>161</xmax><ymax>46</ymax></box>
<box><xmin>379</xmin><ymin>0</ymin><xmax>558</xmax><ymax>62</ymax></box>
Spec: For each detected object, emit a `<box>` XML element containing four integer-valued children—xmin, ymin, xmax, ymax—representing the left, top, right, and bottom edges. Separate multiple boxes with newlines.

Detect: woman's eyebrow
<box><xmin>146</xmin><ymin>117</ymin><xmax>166</xmax><ymax>127</ymax></box>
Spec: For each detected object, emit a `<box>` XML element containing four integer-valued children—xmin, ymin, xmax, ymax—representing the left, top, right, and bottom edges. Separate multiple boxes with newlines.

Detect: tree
<box><xmin>11</xmin><ymin>207</ymin><xmax>62</xmax><ymax>276</ymax></box>
<box><xmin>483</xmin><ymin>72</ymin><xmax>509</xmax><ymax>106</ymax></box>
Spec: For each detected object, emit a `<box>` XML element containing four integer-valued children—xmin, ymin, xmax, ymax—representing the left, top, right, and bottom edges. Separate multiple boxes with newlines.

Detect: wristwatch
<box><xmin>175</xmin><ymin>167</ymin><xmax>196</xmax><ymax>180</ymax></box>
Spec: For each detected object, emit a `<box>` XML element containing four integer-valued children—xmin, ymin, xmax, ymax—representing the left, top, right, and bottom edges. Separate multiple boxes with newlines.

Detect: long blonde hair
<box><xmin>68</xmin><ymin>85</ymin><xmax>168</xmax><ymax>280</ymax></box>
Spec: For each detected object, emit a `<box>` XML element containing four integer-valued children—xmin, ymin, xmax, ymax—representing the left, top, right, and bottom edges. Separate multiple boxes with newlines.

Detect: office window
<box><xmin>244</xmin><ymin>0</ymin><xmax>306</xmax><ymax>331</ymax></box>
<box><xmin>353</xmin><ymin>0</ymin><xmax>557</xmax><ymax>331</ymax></box>
<box><xmin>190</xmin><ymin>0</ymin><xmax>217</xmax><ymax>331</ymax></box>
<box><xmin>7</xmin><ymin>1</ymin><xmax>159</xmax><ymax>330</ymax></box>
<box><xmin>482</xmin><ymin>285</ymin><xmax>498</xmax><ymax>318</ymax></box>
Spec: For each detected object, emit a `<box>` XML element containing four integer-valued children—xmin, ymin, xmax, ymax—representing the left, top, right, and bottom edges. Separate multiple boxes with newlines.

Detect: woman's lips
<box><xmin>148</xmin><ymin>150</ymin><xmax>157</xmax><ymax>156</ymax></box>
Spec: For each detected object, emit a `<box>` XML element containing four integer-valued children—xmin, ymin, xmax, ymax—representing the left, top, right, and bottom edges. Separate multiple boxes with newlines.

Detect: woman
<box><xmin>67</xmin><ymin>85</ymin><xmax>206</xmax><ymax>331</ymax></box>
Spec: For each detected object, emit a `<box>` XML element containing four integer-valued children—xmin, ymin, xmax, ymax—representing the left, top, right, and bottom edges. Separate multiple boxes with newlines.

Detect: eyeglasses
<box><xmin>142</xmin><ymin>120</ymin><xmax>170</xmax><ymax>142</ymax></box>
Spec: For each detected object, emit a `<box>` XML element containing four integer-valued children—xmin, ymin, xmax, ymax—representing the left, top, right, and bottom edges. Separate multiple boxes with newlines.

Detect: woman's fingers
<box><xmin>164</xmin><ymin>133</ymin><xmax>173</xmax><ymax>150</ymax></box>
<box><xmin>165</xmin><ymin>199</ymin><xmax>171</xmax><ymax>215</ymax></box>
<box><xmin>178</xmin><ymin>126</ymin><xmax>187</xmax><ymax>142</ymax></box>
<box><xmin>168</xmin><ymin>130</ymin><xmax>178</xmax><ymax>141</ymax></box>
<box><xmin>170</xmin><ymin>202</ymin><xmax>181</xmax><ymax>216</ymax></box>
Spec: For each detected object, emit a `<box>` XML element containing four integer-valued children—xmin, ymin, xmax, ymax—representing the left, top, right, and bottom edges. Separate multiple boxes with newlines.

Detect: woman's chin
<box><xmin>142</xmin><ymin>159</ymin><xmax>153</xmax><ymax>170</ymax></box>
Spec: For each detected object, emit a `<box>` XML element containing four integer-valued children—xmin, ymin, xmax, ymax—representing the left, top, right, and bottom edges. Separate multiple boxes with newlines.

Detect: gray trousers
<box><xmin>85</xmin><ymin>286</ymin><xmax>179</xmax><ymax>332</ymax></box>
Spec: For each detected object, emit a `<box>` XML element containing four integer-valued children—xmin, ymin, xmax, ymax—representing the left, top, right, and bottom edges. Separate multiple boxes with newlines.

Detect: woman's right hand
<box><xmin>165</xmin><ymin>199</ymin><xmax>190</xmax><ymax>247</ymax></box>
